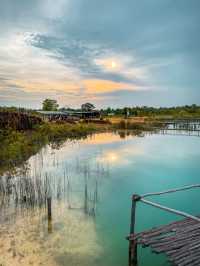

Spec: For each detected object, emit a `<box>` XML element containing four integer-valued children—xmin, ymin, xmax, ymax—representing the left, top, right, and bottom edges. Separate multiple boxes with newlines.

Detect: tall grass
<box><xmin>0</xmin><ymin>122</ymin><xmax>99</xmax><ymax>174</ymax></box>
<box><xmin>113</xmin><ymin>119</ymin><xmax>164</xmax><ymax>131</ymax></box>
<box><xmin>0</xmin><ymin>157</ymin><xmax>109</xmax><ymax>221</ymax></box>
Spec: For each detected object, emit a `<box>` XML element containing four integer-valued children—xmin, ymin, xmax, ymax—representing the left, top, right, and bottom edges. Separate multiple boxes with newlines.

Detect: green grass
<box><xmin>0</xmin><ymin>118</ymin><xmax>166</xmax><ymax>174</ymax></box>
<box><xmin>113</xmin><ymin>119</ymin><xmax>163</xmax><ymax>131</ymax></box>
<box><xmin>0</xmin><ymin>118</ymin><xmax>165</xmax><ymax>173</ymax></box>
<box><xmin>38</xmin><ymin>122</ymin><xmax>98</xmax><ymax>140</ymax></box>
<box><xmin>0</xmin><ymin>122</ymin><xmax>99</xmax><ymax>174</ymax></box>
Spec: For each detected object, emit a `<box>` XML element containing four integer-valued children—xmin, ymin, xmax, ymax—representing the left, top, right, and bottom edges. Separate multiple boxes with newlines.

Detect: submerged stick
<box><xmin>47</xmin><ymin>197</ymin><xmax>52</xmax><ymax>233</ymax></box>
<box><xmin>47</xmin><ymin>197</ymin><xmax>52</xmax><ymax>220</ymax></box>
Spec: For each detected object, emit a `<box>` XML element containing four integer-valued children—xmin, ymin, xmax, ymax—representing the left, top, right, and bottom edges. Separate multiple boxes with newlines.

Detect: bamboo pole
<box><xmin>140</xmin><ymin>198</ymin><xmax>200</xmax><ymax>222</ymax></box>
<box><xmin>129</xmin><ymin>194</ymin><xmax>140</xmax><ymax>266</ymax></box>
<box><xmin>141</xmin><ymin>184</ymin><xmax>200</xmax><ymax>198</ymax></box>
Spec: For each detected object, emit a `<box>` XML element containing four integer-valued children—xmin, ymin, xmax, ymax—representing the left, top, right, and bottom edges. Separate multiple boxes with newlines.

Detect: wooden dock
<box><xmin>127</xmin><ymin>185</ymin><xmax>200</xmax><ymax>266</ymax></box>
<box><xmin>157</xmin><ymin>119</ymin><xmax>200</xmax><ymax>132</ymax></box>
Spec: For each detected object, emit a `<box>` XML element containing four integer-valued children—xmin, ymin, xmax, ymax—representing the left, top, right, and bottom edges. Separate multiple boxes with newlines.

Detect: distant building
<box><xmin>37</xmin><ymin>110</ymin><xmax>100</xmax><ymax>121</ymax></box>
<box><xmin>37</xmin><ymin>111</ymin><xmax>68</xmax><ymax>121</ymax></box>
<box><xmin>107</xmin><ymin>112</ymin><xmax>115</xmax><ymax>116</ymax></box>
<box><xmin>74</xmin><ymin>110</ymin><xmax>100</xmax><ymax>119</ymax></box>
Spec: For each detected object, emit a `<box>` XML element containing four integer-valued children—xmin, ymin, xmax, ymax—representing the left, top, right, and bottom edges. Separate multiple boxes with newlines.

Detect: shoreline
<box><xmin>1</xmin><ymin>115</ymin><xmax>199</xmax><ymax>175</ymax></box>
<box><xmin>0</xmin><ymin>119</ymin><xmax>161</xmax><ymax>175</ymax></box>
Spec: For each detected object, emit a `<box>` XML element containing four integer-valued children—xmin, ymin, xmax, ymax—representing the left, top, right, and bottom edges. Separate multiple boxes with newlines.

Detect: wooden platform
<box><xmin>129</xmin><ymin>216</ymin><xmax>200</xmax><ymax>266</ymax></box>
<box><xmin>127</xmin><ymin>186</ymin><xmax>200</xmax><ymax>266</ymax></box>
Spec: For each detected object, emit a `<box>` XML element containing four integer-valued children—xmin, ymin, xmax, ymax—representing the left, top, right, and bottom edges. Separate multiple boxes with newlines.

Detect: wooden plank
<box><xmin>129</xmin><ymin>215</ymin><xmax>200</xmax><ymax>266</ymax></box>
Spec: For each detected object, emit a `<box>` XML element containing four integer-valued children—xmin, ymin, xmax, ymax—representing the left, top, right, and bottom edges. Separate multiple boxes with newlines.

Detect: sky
<box><xmin>0</xmin><ymin>0</ymin><xmax>200</xmax><ymax>109</ymax></box>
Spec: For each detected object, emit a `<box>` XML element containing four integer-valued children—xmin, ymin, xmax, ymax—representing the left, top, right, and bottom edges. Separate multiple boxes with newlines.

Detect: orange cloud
<box><xmin>83</xmin><ymin>79</ymin><xmax>134</xmax><ymax>94</ymax></box>
<box><xmin>10</xmin><ymin>78</ymin><xmax>138</xmax><ymax>96</ymax></box>
<box><xmin>12</xmin><ymin>80</ymin><xmax>78</xmax><ymax>93</ymax></box>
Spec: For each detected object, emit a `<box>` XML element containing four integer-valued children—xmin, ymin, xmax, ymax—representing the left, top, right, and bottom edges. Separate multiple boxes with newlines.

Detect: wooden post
<box><xmin>47</xmin><ymin>197</ymin><xmax>52</xmax><ymax>220</ymax></box>
<box><xmin>47</xmin><ymin>197</ymin><xmax>52</xmax><ymax>233</ymax></box>
<box><xmin>129</xmin><ymin>194</ymin><xmax>140</xmax><ymax>266</ymax></box>
<box><xmin>84</xmin><ymin>184</ymin><xmax>88</xmax><ymax>214</ymax></box>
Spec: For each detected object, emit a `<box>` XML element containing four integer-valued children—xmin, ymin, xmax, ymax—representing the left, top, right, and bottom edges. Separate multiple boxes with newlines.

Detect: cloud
<box><xmin>30</xmin><ymin>34</ymin><xmax>148</xmax><ymax>85</ymax></box>
<box><xmin>83</xmin><ymin>79</ymin><xmax>135</xmax><ymax>94</ymax></box>
<box><xmin>0</xmin><ymin>0</ymin><xmax>200</xmax><ymax>107</ymax></box>
<box><xmin>0</xmin><ymin>30</ymin><xmax>148</xmax><ymax>108</ymax></box>
<box><xmin>94</xmin><ymin>53</ymin><xmax>148</xmax><ymax>80</ymax></box>
<box><xmin>0</xmin><ymin>32</ymin><xmax>82</xmax><ymax>91</ymax></box>
<box><xmin>39</xmin><ymin>0</ymin><xmax>70</xmax><ymax>19</ymax></box>
<box><xmin>96</xmin><ymin>142</ymin><xmax>144</xmax><ymax>165</ymax></box>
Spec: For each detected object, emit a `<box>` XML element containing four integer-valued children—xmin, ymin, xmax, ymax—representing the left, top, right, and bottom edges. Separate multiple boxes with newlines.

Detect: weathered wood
<box><xmin>47</xmin><ymin>197</ymin><xmax>52</xmax><ymax>220</ymax></box>
<box><xmin>134</xmin><ymin>216</ymin><xmax>197</xmax><ymax>239</ymax></box>
<box><xmin>128</xmin><ymin>185</ymin><xmax>200</xmax><ymax>266</ymax></box>
<box><xmin>129</xmin><ymin>195</ymin><xmax>140</xmax><ymax>266</ymax></box>
<box><xmin>129</xmin><ymin>216</ymin><xmax>200</xmax><ymax>266</ymax></box>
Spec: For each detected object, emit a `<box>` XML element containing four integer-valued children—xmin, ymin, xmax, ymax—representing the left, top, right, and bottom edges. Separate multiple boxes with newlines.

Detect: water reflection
<box><xmin>0</xmin><ymin>156</ymin><xmax>109</xmax><ymax>217</ymax></box>
<box><xmin>0</xmin><ymin>131</ymin><xmax>200</xmax><ymax>266</ymax></box>
<box><xmin>0</xmin><ymin>203</ymin><xmax>102</xmax><ymax>266</ymax></box>
<box><xmin>0</xmin><ymin>149</ymin><xmax>108</xmax><ymax>266</ymax></box>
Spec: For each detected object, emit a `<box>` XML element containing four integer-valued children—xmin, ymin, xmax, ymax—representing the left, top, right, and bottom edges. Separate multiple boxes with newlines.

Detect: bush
<box><xmin>0</xmin><ymin>111</ymin><xmax>42</xmax><ymax>130</ymax></box>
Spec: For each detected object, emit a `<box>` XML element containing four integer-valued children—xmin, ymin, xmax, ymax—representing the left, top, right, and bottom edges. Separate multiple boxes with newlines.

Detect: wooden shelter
<box><xmin>37</xmin><ymin>110</ymin><xmax>100</xmax><ymax>121</ymax></box>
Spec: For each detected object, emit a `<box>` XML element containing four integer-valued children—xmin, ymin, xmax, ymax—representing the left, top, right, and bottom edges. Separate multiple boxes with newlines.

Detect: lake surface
<box><xmin>0</xmin><ymin>131</ymin><xmax>200</xmax><ymax>266</ymax></box>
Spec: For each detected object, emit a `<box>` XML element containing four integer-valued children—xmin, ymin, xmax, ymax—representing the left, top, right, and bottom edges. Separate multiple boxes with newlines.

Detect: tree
<box><xmin>42</xmin><ymin>99</ymin><xmax>59</xmax><ymax>111</ymax></box>
<box><xmin>81</xmin><ymin>103</ymin><xmax>95</xmax><ymax>111</ymax></box>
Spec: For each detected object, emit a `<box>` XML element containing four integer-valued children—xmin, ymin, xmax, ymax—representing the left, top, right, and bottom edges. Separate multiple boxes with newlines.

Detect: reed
<box><xmin>0</xmin><ymin>158</ymin><xmax>108</xmax><ymax>219</ymax></box>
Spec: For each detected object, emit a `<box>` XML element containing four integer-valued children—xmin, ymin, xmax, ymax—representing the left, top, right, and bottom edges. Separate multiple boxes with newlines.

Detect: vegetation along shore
<box><xmin>1</xmin><ymin>102</ymin><xmax>200</xmax><ymax>174</ymax></box>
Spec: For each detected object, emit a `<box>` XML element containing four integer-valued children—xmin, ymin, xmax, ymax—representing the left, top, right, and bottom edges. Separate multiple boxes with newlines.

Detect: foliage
<box><xmin>1</xmin><ymin>103</ymin><xmax>200</xmax><ymax>174</ymax></box>
<box><xmin>0</xmin><ymin>122</ymin><xmax>98</xmax><ymax>174</ymax></box>
<box><xmin>102</xmin><ymin>104</ymin><xmax>200</xmax><ymax>118</ymax></box>
<box><xmin>0</xmin><ymin>129</ymin><xmax>47</xmax><ymax>174</ymax></box>
<box><xmin>42</xmin><ymin>99</ymin><xmax>59</xmax><ymax>111</ymax></box>
<box><xmin>81</xmin><ymin>103</ymin><xmax>95</xmax><ymax>111</ymax></box>
<box><xmin>38</xmin><ymin>122</ymin><xmax>97</xmax><ymax>140</ymax></box>
<box><xmin>113</xmin><ymin>120</ymin><xmax>162</xmax><ymax>131</ymax></box>
<box><xmin>0</xmin><ymin>111</ymin><xmax>42</xmax><ymax>130</ymax></box>
<box><xmin>0</xmin><ymin>106</ymin><xmax>38</xmax><ymax>115</ymax></box>
<box><xmin>1</xmin><ymin>104</ymin><xmax>200</xmax><ymax>118</ymax></box>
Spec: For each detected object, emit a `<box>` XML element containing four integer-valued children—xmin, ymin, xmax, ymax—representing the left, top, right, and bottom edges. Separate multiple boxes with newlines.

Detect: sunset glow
<box><xmin>111</xmin><ymin>61</ymin><xmax>116</xmax><ymax>68</ymax></box>
<box><xmin>0</xmin><ymin>1</ymin><xmax>199</xmax><ymax>108</ymax></box>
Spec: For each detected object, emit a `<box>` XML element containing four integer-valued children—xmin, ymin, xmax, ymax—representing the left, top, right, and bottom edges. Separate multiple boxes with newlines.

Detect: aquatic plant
<box><xmin>0</xmin><ymin>156</ymin><xmax>108</xmax><ymax>221</ymax></box>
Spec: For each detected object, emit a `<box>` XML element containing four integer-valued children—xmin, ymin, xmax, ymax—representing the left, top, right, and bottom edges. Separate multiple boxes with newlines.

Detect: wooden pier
<box><xmin>160</xmin><ymin>119</ymin><xmax>200</xmax><ymax>131</ymax></box>
<box><xmin>127</xmin><ymin>184</ymin><xmax>200</xmax><ymax>266</ymax></box>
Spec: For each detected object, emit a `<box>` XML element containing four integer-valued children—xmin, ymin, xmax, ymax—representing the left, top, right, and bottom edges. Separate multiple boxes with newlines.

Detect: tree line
<box><xmin>41</xmin><ymin>99</ymin><xmax>200</xmax><ymax>117</ymax></box>
<box><xmin>100</xmin><ymin>104</ymin><xmax>200</xmax><ymax>117</ymax></box>
<box><xmin>1</xmin><ymin>100</ymin><xmax>200</xmax><ymax>117</ymax></box>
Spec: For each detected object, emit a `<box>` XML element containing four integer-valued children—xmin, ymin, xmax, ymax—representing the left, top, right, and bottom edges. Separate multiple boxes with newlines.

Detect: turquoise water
<box><xmin>1</xmin><ymin>131</ymin><xmax>200</xmax><ymax>266</ymax></box>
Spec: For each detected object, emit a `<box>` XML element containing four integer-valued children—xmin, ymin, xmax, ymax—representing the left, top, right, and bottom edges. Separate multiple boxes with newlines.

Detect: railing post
<box><xmin>129</xmin><ymin>194</ymin><xmax>140</xmax><ymax>266</ymax></box>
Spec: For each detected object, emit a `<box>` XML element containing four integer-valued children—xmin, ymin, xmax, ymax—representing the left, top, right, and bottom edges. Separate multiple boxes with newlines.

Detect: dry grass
<box><xmin>108</xmin><ymin>116</ymin><xmax>146</xmax><ymax>124</ymax></box>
